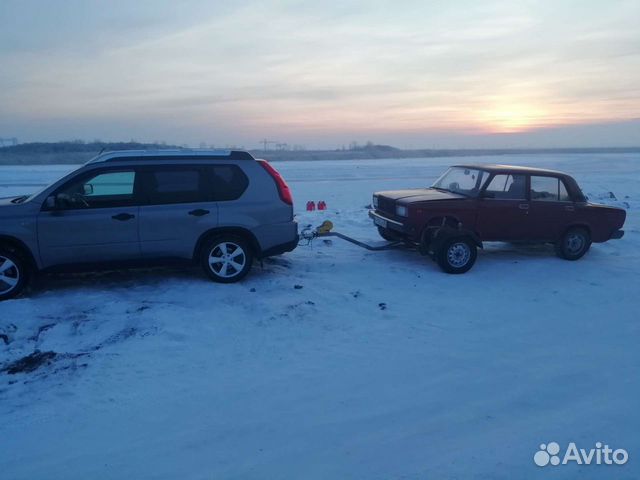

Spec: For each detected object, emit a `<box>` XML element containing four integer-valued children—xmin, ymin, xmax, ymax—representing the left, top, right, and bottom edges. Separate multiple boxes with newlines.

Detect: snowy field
<box><xmin>0</xmin><ymin>153</ymin><xmax>639</xmax><ymax>480</ymax></box>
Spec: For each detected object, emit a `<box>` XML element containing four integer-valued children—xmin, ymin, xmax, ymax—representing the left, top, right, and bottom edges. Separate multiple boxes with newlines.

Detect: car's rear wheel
<box><xmin>0</xmin><ymin>249</ymin><xmax>28</xmax><ymax>301</ymax></box>
<box><xmin>436</xmin><ymin>236</ymin><xmax>477</xmax><ymax>274</ymax></box>
<box><xmin>201</xmin><ymin>235</ymin><xmax>253</xmax><ymax>283</ymax></box>
<box><xmin>555</xmin><ymin>227</ymin><xmax>591</xmax><ymax>260</ymax></box>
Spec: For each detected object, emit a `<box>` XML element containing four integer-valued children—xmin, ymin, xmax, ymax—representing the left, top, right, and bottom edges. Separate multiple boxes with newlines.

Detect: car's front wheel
<box><xmin>436</xmin><ymin>236</ymin><xmax>477</xmax><ymax>274</ymax></box>
<box><xmin>555</xmin><ymin>227</ymin><xmax>591</xmax><ymax>260</ymax></box>
<box><xmin>0</xmin><ymin>249</ymin><xmax>28</xmax><ymax>301</ymax></box>
<box><xmin>201</xmin><ymin>235</ymin><xmax>254</xmax><ymax>283</ymax></box>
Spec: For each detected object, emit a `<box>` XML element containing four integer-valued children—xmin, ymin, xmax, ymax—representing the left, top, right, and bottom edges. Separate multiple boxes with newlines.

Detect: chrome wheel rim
<box><xmin>208</xmin><ymin>242</ymin><xmax>246</xmax><ymax>278</ymax></box>
<box><xmin>566</xmin><ymin>233</ymin><xmax>585</xmax><ymax>254</ymax></box>
<box><xmin>447</xmin><ymin>242</ymin><xmax>471</xmax><ymax>268</ymax></box>
<box><xmin>0</xmin><ymin>256</ymin><xmax>20</xmax><ymax>294</ymax></box>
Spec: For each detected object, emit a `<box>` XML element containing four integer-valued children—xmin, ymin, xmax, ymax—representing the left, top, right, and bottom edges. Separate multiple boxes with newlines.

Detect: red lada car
<box><xmin>369</xmin><ymin>164</ymin><xmax>626</xmax><ymax>274</ymax></box>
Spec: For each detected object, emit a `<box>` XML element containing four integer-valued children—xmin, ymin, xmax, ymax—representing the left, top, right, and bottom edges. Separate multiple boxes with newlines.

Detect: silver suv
<box><xmin>0</xmin><ymin>150</ymin><xmax>298</xmax><ymax>300</ymax></box>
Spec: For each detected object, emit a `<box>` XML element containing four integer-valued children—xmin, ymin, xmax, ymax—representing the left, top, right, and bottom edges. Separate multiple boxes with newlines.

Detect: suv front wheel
<box><xmin>201</xmin><ymin>235</ymin><xmax>253</xmax><ymax>283</ymax></box>
<box><xmin>0</xmin><ymin>249</ymin><xmax>28</xmax><ymax>301</ymax></box>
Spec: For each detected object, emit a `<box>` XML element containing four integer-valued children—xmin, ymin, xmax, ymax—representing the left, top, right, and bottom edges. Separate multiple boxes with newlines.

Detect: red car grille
<box><xmin>377</xmin><ymin>196</ymin><xmax>395</xmax><ymax>214</ymax></box>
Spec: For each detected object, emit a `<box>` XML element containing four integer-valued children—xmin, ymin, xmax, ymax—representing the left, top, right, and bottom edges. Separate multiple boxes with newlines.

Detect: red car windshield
<box><xmin>432</xmin><ymin>167</ymin><xmax>486</xmax><ymax>197</ymax></box>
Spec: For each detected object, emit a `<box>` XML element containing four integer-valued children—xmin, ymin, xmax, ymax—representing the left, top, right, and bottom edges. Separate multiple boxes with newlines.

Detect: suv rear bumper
<box><xmin>255</xmin><ymin>220</ymin><xmax>299</xmax><ymax>258</ymax></box>
<box><xmin>611</xmin><ymin>229</ymin><xmax>624</xmax><ymax>240</ymax></box>
<box><xmin>260</xmin><ymin>235</ymin><xmax>298</xmax><ymax>258</ymax></box>
<box><xmin>369</xmin><ymin>209</ymin><xmax>406</xmax><ymax>233</ymax></box>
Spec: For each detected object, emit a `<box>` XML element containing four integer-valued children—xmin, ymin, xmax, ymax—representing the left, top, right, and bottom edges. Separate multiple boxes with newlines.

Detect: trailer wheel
<box><xmin>436</xmin><ymin>236</ymin><xmax>477</xmax><ymax>274</ymax></box>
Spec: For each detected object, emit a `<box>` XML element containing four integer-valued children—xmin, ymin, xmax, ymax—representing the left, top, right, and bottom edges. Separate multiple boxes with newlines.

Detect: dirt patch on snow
<box><xmin>2</xmin><ymin>351</ymin><xmax>57</xmax><ymax>375</ymax></box>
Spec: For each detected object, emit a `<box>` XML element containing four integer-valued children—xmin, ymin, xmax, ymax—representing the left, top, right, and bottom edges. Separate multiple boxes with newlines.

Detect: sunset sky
<box><xmin>0</xmin><ymin>0</ymin><xmax>639</xmax><ymax>148</ymax></box>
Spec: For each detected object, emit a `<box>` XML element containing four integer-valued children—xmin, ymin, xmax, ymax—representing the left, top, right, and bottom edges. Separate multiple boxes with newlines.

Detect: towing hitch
<box><xmin>300</xmin><ymin>221</ymin><xmax>407</xmax><ymax>251</ymax></box>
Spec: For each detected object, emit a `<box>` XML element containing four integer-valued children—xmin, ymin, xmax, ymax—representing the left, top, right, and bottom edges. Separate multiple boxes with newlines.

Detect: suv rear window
<box><xmin>208</xmin><ymin>165</ymin><xmax>248</xmax><ymax>201</ymax></box>
<box><xmin>143</xmin><ymin>167</ymin><xmax>210</xmax><ymax>204</ymax></box>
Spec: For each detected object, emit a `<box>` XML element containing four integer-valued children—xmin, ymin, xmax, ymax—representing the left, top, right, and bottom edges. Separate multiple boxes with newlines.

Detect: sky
<box><xmin>0</xmin><ymin>0</ymin><xmax>639</xmax><ymax>149</ymax></box>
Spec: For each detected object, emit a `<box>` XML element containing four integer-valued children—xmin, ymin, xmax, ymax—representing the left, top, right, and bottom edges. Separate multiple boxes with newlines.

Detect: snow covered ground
<box><xmin>0</xmin><ymin>153</ymin><xmax>638</xmax><ymax>479</ymax></box>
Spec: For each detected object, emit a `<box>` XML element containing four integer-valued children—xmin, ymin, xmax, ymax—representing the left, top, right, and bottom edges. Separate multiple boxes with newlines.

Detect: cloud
<box><xmin>0</xmin><ymin>0</ymin><xmax>638</xmax><ymax>147</ymax></box>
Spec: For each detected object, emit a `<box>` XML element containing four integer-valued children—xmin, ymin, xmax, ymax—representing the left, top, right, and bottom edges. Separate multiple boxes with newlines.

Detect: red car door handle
<box><xmin>519</xmin><ymin>204</ymin><xmax>529</xmax><ymax>210</ymax></box>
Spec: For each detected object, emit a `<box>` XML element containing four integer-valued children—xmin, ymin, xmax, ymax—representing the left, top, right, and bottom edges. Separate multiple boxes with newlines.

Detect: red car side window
<box><xmin>484</xmin><ymin>174</ymin><xmax>527</xmax><ymax>200</ymax></box>
<box><xmin>530</xmin><ymin>176</ymin><xmax>570</xmax><ymax>202</ymax></box>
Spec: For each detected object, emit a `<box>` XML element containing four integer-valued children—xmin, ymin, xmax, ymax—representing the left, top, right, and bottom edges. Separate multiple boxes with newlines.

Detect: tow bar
<box><xmin>300</xmin><ymin>221</ymin><xmax>407</xmax><ymax>251</ymax></box>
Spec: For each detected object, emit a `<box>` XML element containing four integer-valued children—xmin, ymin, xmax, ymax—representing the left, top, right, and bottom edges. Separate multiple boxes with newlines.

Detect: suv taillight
<box><xmin>257</xmin><ymin>159</ymin><xmax>293</xmax><ymax>205</ymax></box>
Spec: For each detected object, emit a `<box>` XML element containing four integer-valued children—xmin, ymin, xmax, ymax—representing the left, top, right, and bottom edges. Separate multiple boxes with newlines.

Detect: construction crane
<box><xmin>259</xmin><ymin>139</ymin><xmax>279</xmax><ymax>151</ymax></box>
<box><xmin>0</xmin><ymin>137</ymin><xmax>18</xmax><ymax>147</ymax></box>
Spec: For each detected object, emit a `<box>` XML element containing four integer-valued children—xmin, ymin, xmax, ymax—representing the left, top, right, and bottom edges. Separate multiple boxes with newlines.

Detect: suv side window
<box><xmin>142</xmin><ymin>167</ymin><xmax>211</xmax><ymax>205</ymax></box>
<box><xmin>55</xmin><ymin>170</ymin><xmax>137</xmax><ymax>209</ymax></box>
<box><xmin>531</xmin><ymin>176</ymin><xmax>571</xmax><ymax>202</ymax></box>
<box><xmin>483</xmin><ymin>174</ymin><xmax>526</xmax><ymax>199</ymax></box>
<box><xmin>208</xmin><ymin>165</ymin><xmax>249</xmax><ymax>201</ymax></box>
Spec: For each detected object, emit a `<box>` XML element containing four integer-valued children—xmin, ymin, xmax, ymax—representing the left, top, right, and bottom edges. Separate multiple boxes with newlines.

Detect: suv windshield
<box><xmin>431</xmin><ymin>167</ymin><xmax>486</xmax><ymax>197</ymax></box>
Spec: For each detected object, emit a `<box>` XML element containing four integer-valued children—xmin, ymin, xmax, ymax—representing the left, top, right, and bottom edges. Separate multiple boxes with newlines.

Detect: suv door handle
<box><xmin>518</xmin><ymin>204</ymin><xmax>529</xmax><ymax>210</ymax></box>
<box><xmin>112</xmin><ymin>213</ymin><xmax>135</xmax><ymax>221</ymax></box>
<box><xmin>188</xmin><ymin>209</ymin><xmax>210</xmax><ymax>217</ymax></box>
<box><xmin>564</xmin><ymin>205</ymin><xmax>575</xmax><ymax>211</ymax></box>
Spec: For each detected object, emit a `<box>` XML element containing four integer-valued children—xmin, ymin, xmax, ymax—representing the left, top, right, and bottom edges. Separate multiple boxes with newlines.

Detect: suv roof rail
<box><xmin>87</xmin><ymin>149</ymin><xmax>255</xmax><ymax>164</ymax></box>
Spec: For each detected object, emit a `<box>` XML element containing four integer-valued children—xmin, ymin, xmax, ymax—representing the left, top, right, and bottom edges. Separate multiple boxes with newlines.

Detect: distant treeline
<box><xmin>256</xmin><ymin>146</ymin><xmax>640</xmax><ymax>162</ymax></box>
<box><xmin>0</xmin><ymin>141</ymin><xmax>182</xmax><ymax>165</ymax></box>
<box><xmin>1</xmin><ymin>140</ymin><xmax>183</xmax><ymax>154</ymax></box>
<box><xmin>1</xmin><ymin>141</ymin><xmax>639</xmax><ymax>165</ymax></box>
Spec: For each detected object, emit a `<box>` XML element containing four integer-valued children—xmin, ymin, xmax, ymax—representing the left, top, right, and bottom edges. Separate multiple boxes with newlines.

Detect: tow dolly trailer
<box><xmin>300</xmin><ymin>220</ymin><xmax>480</xmax><ymax>274</ymax></box>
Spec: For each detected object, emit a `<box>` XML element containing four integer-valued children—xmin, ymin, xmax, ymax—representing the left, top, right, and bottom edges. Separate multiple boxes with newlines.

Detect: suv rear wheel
<box><xmin>555</xmin><ymin>227</ymin><xmax>591</xmax><ymax>260</ymax></box>
<box><xmin>436</xmin><ymin>236</ymin><xmax>477</xmax><ymax>274</ymax></box>
<box><xmin>0</xmin><ymin>249</ymin><xmax>28</xmax><ymax>301</ymax></box>
<box><xmin>201</xmin><ymin>235</ymin><xmax>253</xmax><ymax>283</ymax></box>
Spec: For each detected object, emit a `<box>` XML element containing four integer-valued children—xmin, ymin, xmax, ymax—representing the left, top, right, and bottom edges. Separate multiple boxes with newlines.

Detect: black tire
<box><xmin>436</xmin><ymin>236</ymin><xmax>477</xmax><ymax>274</ymax></box>
<box><xmin>555</xmin><ymin>227</ymin><xmax>591</xmax><ymax>260</ymax></box>
<box><xmin>0</xmin><ymin>249</ymin><xmax>29</xmax><ymax>301</ymax></box>
<box><xmin>377</xmin><ymin>226</ymin><xmax>401</xmax><ymax>242</ymax></box>
<box><xmin>200</xmin><ymin>235</ymin><xmax>253</xmax><ymax>283</ymax></box>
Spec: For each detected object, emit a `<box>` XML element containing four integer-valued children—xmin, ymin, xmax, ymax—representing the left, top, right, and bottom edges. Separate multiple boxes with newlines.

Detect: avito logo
<box><xmin>534</xmin><ymin>442</ymin><xmax>628</xmax><ymax>467</ymax></box>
